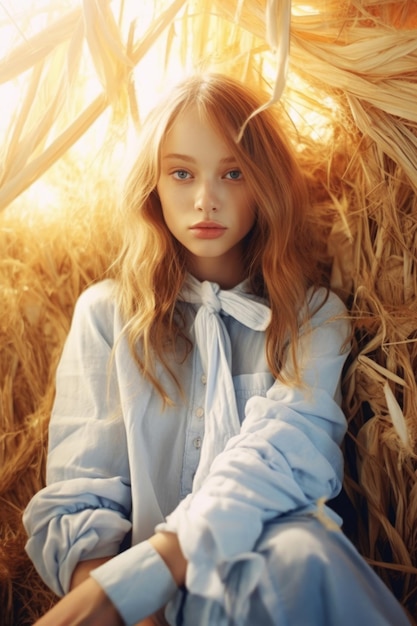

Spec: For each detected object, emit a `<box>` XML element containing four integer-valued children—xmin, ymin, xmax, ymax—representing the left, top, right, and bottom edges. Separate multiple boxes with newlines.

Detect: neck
<box><xmin>186</xmin><ymin>254</ymin><xmax>246</xmax><ymax>290</ymax></box>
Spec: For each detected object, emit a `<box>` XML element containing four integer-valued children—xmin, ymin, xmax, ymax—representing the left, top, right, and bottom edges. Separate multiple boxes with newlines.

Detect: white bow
<box><xmin>179</xmin><ymin>276</ymin><xmax>271</xmax><ymax>490</ymax></box>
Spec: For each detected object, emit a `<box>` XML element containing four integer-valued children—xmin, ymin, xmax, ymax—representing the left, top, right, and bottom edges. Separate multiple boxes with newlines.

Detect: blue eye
<box><xmin>173</xmin><ymin>170</ymin><xmax>190</xmax><ymax>180</ymax></box>
<box><xmin>225</xmin><ymin>169</ymin><xmax>242</xmax><ymax>180</ymax></box>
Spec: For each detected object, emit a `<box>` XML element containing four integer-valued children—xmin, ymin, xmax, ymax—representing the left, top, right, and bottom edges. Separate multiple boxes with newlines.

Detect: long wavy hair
<box><xmin>114</xmin><ymin>73</ymin><xmax>329</xmax><ymax>402</ymax></box>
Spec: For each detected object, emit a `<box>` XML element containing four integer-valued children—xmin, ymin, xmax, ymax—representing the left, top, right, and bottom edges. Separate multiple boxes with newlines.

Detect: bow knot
<box><xmin>179</xmin><ymin>275</ymin><xmax>271</xmax><ymax>490</ymax></box>
<box><xmin>201</xmin><ymin>281</ymin><xmax>221</xmax><ymax>315</ymax></box>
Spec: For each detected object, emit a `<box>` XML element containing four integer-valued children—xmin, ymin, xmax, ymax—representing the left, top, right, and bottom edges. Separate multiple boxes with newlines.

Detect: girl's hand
<box><xmin>34</xmin><ymin>533</ymin><xmax>182</xmax><ymax>625</ymax></box>
<box><xmin>33</xmin><ymin>576</ymin><xmax>123</xmax><ymax>626</ymax></box>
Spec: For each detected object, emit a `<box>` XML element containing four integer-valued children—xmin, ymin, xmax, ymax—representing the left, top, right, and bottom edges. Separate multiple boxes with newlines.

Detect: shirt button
<box><xmin>195</xmin><ymin>407</ymin><xmax>204</xmax><ymax>419</ymax></box>
<box><xmin>193</xmin><ymin>436</ymin><xmax>202</xmax><ymax>449</ymax></box>
<box><xmin>201</xmin><ymin>374</ymin><xmax>207</xmax><ymax>385</ymax></box>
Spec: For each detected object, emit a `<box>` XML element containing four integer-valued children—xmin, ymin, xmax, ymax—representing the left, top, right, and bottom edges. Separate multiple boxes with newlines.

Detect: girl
<box><xmin>23</xmin><ymin>73</ymin><xmax>410</xmax><ymax>626</ymax></box>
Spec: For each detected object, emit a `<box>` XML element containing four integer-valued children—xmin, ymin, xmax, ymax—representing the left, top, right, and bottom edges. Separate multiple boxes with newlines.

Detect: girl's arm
<box><xmin>34</xmin><ymin>576</ymin><xmax>123</xmax><ymax>626</ymax></box>
<box><xmin>153</xmin><ymin>289</ymin><xmax>351</xmax><ymax>616</ymax></box>
<box><xmin>23</xmin><ymin>283</ymin><xmax>183</xmax><ymax>626</ymax></box>
<box><xmin>23</xmin><ymin>283</ymin><xmax>134</xmax><ymax>599</ymax></box>
<box><xmin>33</xmin><ymin>537</ymin><xmax>182</xmax><ymax>626</ymax></box>
<box><xmin>68</xmin><ymin>536</ymin><xmax>185</xmax><ymax>592</ymax></box>
<box><xmin>70</xmin><ymin>557</ymin><xmax>112</xmax><ymax>588</ymax></box>
<box><xmin>149</xmin><ymin>531</ymin><xmax>186</xmax><ymax>586</ymax></box>
<box><xmin>32</xmin><ymin>533</ymin><xmax>184</xmax><ymax>626</ymax></box>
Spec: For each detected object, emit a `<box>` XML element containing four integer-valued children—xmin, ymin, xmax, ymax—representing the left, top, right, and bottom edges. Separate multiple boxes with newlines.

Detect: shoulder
<box><xmin>306</xmin><ymin>287</ymin><xmax>348</xmax><ymax>321</ymax></box>
<box><xmin>73</xmin><ymin>279</ymin><xmax>117</xmax><ymax>319</ymax></box>
<box><xmin>75</xmin><ymin>278</ymin><xmax>116</xmax><ymax>308</ymax></box>
<box><xmin>303</xmin><ymin>287</ymin><xmax>351</xmax><ymax>349</ymax></box>
<box><xmin>69</xmin><ymin>279</ymin><xmax>120</xmax><ymax>343</ymax></box>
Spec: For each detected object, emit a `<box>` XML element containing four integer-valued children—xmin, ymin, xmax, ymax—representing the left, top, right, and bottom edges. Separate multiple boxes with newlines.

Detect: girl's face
<box><xmin>157</xmin><ymin>105</ymin><xmax>256</xmax><ymax>288</ymax></box>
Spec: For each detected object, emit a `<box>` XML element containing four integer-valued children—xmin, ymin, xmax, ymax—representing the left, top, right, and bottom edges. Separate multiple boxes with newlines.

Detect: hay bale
<box><xmin>0</xmin><ymin>201</ymin><xmax>117</xmax><ymax>623</ymax></box>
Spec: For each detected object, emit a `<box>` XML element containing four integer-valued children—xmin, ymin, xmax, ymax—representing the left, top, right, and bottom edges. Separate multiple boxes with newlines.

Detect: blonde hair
<box><xmin>114</xmin><ymin>73</ymin><xmax>328</xmax><ymax>402</ymax></box>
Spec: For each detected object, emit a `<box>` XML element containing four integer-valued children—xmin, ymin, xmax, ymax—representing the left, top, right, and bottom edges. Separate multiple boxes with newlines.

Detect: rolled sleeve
<box><xmin>23</xmin><ymin>477</ymin><xmax>132</xmax><ymax>595</ymax></box>
<box><xmin>23</xmin><ymin>282</ymin><xmax>132</xmax><ymax>596</ymax></box>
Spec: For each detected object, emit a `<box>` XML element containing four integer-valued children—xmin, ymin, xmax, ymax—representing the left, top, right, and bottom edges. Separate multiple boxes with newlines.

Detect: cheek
<box><xmin>156</xmin><ymin>183</ymin><xmax>173</xmax><ymax>215</ymax></box>
<box><xmin>159</xmin><ymin>181</ymin><xmax>187</xmax><ymax>210</ymax></box>
<box><xmin>160</xmin><ymin>202</ymin><xmax>173</xmax><ymax>227</ymax></box>
<box><xmin>156</xmin><ymin>189</ymin><xmax>169</xmax><ymax>225</ymax></box>
<box><xmin>242</xmin><ymin>198</ymin><xmax>257</xmax><ymax>228</ymax></box>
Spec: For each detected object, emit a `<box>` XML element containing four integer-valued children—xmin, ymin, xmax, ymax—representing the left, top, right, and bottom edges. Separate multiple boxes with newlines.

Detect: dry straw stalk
<box><xmin>1</xmin><ymin>0</ymin><xmax>417</xmax><ymax>623</ymax></box>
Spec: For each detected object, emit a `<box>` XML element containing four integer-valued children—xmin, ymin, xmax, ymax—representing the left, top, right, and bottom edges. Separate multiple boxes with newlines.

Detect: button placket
<box><xmin>180</xmin><ymin>358</ymin><xmax>207</xmax><ymax>498</ymax></box>
<box><xmin>195</xmin><ymin>406</ymin><xmax>204</xmax><ymax>419</ymax></box>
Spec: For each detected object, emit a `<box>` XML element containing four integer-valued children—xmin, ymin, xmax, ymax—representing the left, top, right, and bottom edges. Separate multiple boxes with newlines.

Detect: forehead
<box><xmin>161</xmin><ymin>105</ymin><xmax>236</xmax><ymax>156</ymax></box>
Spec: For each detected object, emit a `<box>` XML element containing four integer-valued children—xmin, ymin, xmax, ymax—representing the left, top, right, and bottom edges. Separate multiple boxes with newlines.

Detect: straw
<box><xmin>1</xmin><ymin>0</ymin><xmax>417</xmax><ymax>622</ymax></box>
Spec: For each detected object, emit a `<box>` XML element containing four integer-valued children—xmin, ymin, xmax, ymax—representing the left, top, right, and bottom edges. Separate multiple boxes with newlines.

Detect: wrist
<box><xmin>149</xmin><ymin>531</ymin><xmax>186</xmax><ymax>587</ymax></box>
<box><xmin>90</xmin><ymin>540</ymin><xmax>177</xmax><ymax>626</ymax></box>
<box><xmin>70</xmin><ymin>556</ymin><xmax>113</xmax><ymax>589</ymax></box>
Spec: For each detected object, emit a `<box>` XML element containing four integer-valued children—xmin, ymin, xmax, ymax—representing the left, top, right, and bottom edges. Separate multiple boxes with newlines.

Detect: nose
<box><xmin>194</xmin><ymin>179</ymin><xmax>219</xmax><ymax>213</ymax></box>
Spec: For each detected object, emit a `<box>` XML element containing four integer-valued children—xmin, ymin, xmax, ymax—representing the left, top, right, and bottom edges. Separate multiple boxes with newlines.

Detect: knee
<box><xmin>261</xmin><ymin>518</ymin><xmax>333</xmax><ymax>582</ymax></box>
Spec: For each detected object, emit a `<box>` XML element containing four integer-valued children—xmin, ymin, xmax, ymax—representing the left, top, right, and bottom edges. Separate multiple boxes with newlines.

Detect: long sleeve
<box><xmin>23</xmin><ymin>281</ymin><xmax>132</xmax><ymax>596</ymax></box>
<box><xmin>158</xmin><ymin>289</ymin><xmax>351</xmax><ymax>612</ymax></box>
<box><xmin>23</xmin><ymin>283</ymin><xmax>351</xmax><ymax>625</ymax></box>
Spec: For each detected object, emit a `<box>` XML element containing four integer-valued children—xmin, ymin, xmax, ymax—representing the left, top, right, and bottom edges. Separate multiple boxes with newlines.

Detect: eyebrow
<box><xmin>161</xmin><ymin>153</ymin><xmax>238</xmax><ymax>165</ymax></box>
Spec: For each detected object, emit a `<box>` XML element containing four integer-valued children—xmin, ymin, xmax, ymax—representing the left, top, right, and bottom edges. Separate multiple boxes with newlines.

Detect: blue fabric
<box><xmin>166</xmin><ymin>515</ymin><xmax>411</xmax><ymax>626</ymax></box>
<box><xmin>22</xmin><ymin>277</ymin><xmax>409</xmax><ymax>625</ymax></box>
<box><xmin>179</xmin><ymin>275</ymin><xmax>271</xmax><ymax>489</ymax></box>
<box><xmin>90</xmin><ymin>540</ymin><xmax>177</xmax><ymax>626</ymax></box>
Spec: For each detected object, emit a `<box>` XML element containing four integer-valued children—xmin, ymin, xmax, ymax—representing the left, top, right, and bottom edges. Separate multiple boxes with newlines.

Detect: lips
<box><xmin>190</xmin><ymin>221</ymin><xmax>227</xmax><ymax>239</ymax></box>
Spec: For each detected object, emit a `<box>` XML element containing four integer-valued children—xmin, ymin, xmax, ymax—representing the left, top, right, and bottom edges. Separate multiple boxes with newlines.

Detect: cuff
<box><xmin>90</xmin><ymin>540</ymin><xmax>178</xmax><ymax>626</ymax></box>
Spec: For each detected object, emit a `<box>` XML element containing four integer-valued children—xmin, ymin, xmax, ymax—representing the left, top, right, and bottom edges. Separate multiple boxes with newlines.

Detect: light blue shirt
<box><xmin>23</xmin><ymin>277</ymin><xmax>350</xmax><ymax>623</ymax></box>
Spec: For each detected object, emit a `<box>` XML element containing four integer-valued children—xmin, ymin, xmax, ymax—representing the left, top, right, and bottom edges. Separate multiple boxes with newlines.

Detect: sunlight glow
<box><xmin>0</xmin><ymin>1</ymin><xmax>338</xmax><ymax>216</ymax></box>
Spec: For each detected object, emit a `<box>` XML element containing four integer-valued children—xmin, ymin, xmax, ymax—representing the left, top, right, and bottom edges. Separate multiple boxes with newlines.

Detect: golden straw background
<box><xmin>1</xmin><ymin>1</ymin><xmax>417</xmax><ymax>623</ymax></box>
